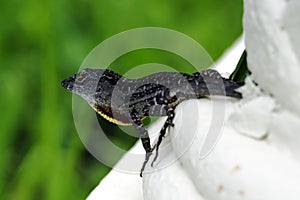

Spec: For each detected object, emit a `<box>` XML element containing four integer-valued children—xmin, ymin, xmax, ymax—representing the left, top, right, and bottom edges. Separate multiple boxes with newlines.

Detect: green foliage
<box><xmin>0</xmin><ymin>0</ymin><xmax>243</xmax><ymax>199</ymax></box>
<box><xmin>230</xmin><ymin>50</ymin><xmax>251</xmax><ymax>82</ymax></box>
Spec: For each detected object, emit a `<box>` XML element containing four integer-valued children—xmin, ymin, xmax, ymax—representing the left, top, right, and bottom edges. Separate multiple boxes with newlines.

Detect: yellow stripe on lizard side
<box><xmin>93</xmin><ymin>104</ymin><xmax>146</xmax><ymax>126</ymax></box>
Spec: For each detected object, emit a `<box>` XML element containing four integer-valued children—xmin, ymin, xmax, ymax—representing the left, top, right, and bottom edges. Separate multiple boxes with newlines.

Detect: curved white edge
<box><xmin>86</xmin><ymin>142</ymin><xmax>143</xmax><ymax>200</ymax></box>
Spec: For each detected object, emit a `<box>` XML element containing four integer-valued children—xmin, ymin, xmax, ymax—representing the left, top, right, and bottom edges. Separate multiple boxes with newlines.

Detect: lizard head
<box><xmin>61</xmin><ymin>68</ymin><xmax>122</xmax><ymax>105</ymax></box>
<box><xmin>62</xmin><ymin>68</ymin><xmax>131</xmax><ymax>125</ymax></box>
<box><xmin>61</xmin><ymin>68</ymin><xmax>106</xmax><ymax>104</ymax></box>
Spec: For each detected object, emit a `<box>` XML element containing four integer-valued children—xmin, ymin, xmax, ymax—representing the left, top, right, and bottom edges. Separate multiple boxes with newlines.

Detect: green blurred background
<box><xmin>0</xmin><ymin>0</ymin><xmax>243</xmax><ymax>199</ymax></box>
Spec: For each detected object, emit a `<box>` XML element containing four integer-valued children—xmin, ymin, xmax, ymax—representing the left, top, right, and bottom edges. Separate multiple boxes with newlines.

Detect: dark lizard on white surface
<box><xmin>61</xmin><ymin>68</ymin><xmax>243</xmax><ymax>177</ymax></box>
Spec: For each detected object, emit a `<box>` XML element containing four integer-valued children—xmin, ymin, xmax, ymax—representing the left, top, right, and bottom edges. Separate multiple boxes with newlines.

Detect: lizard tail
<box><xmin>223</xmin><ymin>78</ymin><xmax>244</xmax><ymax>98</ymax></box>
<box><xmin>188</xmin><ymin>69</ymin><xmax>244</xmax><ymax>99</ymax></box>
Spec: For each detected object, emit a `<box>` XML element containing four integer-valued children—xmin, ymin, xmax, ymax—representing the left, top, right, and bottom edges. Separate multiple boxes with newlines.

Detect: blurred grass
<box><xmin>0</xmin><ymin>0</ymin><xmax>243</xmax><ymax>199</ymax></box>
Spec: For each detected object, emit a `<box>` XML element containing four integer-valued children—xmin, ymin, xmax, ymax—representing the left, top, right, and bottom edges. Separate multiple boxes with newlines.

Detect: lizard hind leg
<box><xmin>140</xmin><ymin>151</ymin><xmax>152</xmax><ymax>177</ymax></box>
<box><xmin>151</xmin><ymin>108</ymin><xmax>175</xmax><ymax>167</ymax></box>
<box><xmin>129</xmin><ymin>110</ymin><xmax>154</xmax><ymax>177</ymax></box>
<box><xmin>139</xmin><ymin>129</ymin><xmax>153</xmax><ymax>177</ymax></box>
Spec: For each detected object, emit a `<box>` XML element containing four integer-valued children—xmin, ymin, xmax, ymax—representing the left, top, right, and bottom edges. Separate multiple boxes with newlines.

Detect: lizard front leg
<box><xmin>151</xmin><ymin>107</ymin><xmax>175</xmax><ymax>166</ymax></box>
<box><xmin>130</xmin><ymin>110</ymin><xmax>153</xmax><ymax>177</ymax></box>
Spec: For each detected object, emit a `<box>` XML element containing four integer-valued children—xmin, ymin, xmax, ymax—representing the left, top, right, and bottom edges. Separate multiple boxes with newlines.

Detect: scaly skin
<box><xmin>61</xmin><ymin>68</ymin><xmax>243</xmax><ymax>176</ymax></box>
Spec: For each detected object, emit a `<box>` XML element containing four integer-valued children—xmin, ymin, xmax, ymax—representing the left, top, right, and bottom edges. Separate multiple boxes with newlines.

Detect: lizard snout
<box><xmin>61</xmin><ymin>75</ymin><xmax>76</xmax><ymax>91</ymax></box>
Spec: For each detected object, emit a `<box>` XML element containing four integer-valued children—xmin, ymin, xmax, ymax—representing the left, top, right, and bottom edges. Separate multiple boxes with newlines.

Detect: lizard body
<box><xmin>61</xmin><ymin>68</ymin><xmax>243</xmax><ymax>176</ymax></box>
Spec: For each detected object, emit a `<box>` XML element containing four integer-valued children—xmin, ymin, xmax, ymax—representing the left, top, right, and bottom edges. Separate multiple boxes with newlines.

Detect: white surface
<box><xmin>243</xmin><ymin>0</ymin><xmax>300</xmax><ymax>162</ymax></box>
<box><xmin>244</xmin><ymin>0</ymin><xmax>300</xmax><ymax>116</ymax></box>
<box><xmin>143</xmin><ymin>136</ymin><xmax>204</xmax><ymax>200</ymax></box>
<box><xmin>86</xmin><ymin>143</ymin><xmax>143</xmax><ymax>200</ymax></box>
<box><xmin>228</xmin><ymin>95</ymin><xmax>275</xmax><ymax>139</ymax></box>
<box><xmin>170</xmin><ymin>99</ymin><xmax>300</xmax><ymax>200</ymax></box>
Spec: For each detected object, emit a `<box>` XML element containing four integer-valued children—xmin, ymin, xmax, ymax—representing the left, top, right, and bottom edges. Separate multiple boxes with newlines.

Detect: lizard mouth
<box><xmin>61</xmin><ymin>75</ymin><xmax>76</xmax><ymax>91</ymax></box>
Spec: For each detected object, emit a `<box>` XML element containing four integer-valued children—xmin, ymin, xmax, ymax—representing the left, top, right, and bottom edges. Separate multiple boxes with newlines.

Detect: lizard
<box><xmin>61</xmin><ymin>68</ymin><xmax>243</xmax><ymax>177</ymax></box>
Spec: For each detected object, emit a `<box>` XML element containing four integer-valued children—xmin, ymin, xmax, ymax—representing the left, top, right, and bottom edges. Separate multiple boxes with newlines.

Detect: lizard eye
<box><xmin>76</xmin><ymin>75</ymin><xmax>85</xmax><ymax>83</ymax></box>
